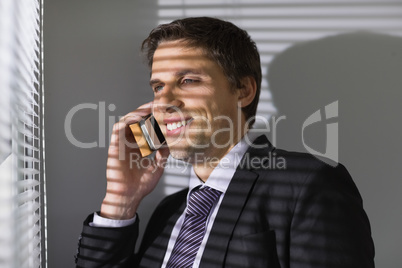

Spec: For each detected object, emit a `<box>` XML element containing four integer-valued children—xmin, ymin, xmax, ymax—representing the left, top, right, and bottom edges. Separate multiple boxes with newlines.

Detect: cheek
<box><xmin>217</xmin><ymin>96</ymin><xmax>239</xmax><ymax>115</ymax></box>
<box><xmin>186</xmin><ymin>98</ymin><xmax>209</xmax><ymax>115</ymax></box>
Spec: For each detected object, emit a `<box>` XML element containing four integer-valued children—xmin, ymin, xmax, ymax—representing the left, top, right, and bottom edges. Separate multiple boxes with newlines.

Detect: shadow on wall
<box><xmin>267</xmin><ymin>31</ymin><xmax>402</xmax><ymax>265</ymax></box>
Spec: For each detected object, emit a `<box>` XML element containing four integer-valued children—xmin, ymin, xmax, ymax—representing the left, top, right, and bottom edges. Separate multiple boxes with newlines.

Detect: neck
<box><xmin>192</xmin><ymin>127</ymin><xmax>248</xmax><ymax>182</ymax></box>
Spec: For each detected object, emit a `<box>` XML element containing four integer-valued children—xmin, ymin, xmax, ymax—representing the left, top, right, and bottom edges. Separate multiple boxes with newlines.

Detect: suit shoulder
<box><xmin>272</xmin><ymin>148</ymin><xmax>348</xmax><ymax>175</ymax></box>
<box><xmin>272</xmin><ymin>148</ymin><xmax>359</xmax><ymax>196</ymax></box>
<box><xmin>250</xmin><ymin>147</ymin><xmax>354</xmax><ymax>194</ymax></box>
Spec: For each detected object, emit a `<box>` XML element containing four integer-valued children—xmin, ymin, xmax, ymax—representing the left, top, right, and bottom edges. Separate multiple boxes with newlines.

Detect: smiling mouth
<box><xmin>166</xmin><ymin>118</ymin><xmax>193</xmax><ymax>131</ymax></box>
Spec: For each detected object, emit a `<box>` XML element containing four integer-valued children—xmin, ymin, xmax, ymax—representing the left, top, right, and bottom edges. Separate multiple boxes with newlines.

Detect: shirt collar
<box><xmin>188</xmin><ymin>131</ymin><xmax>260</xmax><ymax>194</ymax></box>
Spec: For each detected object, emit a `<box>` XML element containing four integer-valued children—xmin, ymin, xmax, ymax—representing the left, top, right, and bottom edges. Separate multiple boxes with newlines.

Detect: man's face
<box><xmin>150</xmin><ymin>41</ymin><xmax>243</xmax><ymax>162</ymax></box>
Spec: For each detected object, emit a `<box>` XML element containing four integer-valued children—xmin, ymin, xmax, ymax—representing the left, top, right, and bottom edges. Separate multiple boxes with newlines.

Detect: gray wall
<box><xmin>268</xmin><ymin>32</ymin><xmax>402</xmax><ymax>267</ymax></box>
<box><xmin>44</xmin><ymin>1</ymin><xmax>159</xmax><ymax>266</ymax></box>
<box><xmin>44</xmin><ymin>1</ymin><xmax>402</xmax><ymax>267</ymax></box>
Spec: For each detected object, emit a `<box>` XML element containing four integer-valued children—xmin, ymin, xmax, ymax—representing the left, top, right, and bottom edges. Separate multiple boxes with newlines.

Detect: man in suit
<box><xmin>76</xmin><ymin>17</ymin><xmax>374</xmax><ymax>267</ymax></box>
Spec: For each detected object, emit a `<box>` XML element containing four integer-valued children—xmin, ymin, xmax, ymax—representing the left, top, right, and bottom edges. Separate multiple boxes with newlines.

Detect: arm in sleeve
<box><xmin>289</xmin><ymin>163</ymin><xmax>375</xmax><ymax>268</ymax></box>
<box><xmin>75</xmin><ymin>213</ymin><xmax>139</xmax><ymax>268</ymax></box>
<box><xmin>90</xmin><ymin>212</ymin><xmax>136</xmax><ymax>228</ymax></box>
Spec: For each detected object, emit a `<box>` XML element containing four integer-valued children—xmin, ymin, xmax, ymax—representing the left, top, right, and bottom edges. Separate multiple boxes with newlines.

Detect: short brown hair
<box><xmin>141</xmin><ymin>17</ymin><xmax>261</xmax><ymax>126</ymax></box>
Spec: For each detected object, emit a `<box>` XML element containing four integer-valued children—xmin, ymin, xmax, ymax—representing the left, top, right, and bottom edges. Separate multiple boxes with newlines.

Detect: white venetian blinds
<box><xmin>157</xmin><ymin>0</ymin><xmax>402</xmax><ymax>194</ymax></box>
<box><xmin>0</xmin><ymin>0</ymin><xmax>46</xmax><ymax>268</ymax></box>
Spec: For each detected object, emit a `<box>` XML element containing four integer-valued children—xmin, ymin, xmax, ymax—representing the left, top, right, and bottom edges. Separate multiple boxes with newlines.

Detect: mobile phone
<box><xmin>129</xmin><ymin>114</ymin><xmax>166</xmax><ymax>157</ymax></box>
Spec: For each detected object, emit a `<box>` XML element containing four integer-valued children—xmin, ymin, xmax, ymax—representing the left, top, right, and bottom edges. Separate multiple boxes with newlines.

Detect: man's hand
<box><xmin>100</xmin><ymin>102</ymin><xmax>169</xmax><ymax>220</ymax></box>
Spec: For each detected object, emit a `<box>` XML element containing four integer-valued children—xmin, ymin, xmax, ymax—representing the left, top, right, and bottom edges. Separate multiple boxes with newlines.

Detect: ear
<box><xmin>237</xmin><ymin>76</ymin><xmax>257</xmax><ymax>108</ymax></box>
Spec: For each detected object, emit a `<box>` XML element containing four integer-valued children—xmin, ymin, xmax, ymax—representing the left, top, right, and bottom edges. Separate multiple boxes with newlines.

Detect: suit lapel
<box><xmin>139</xmin><ymin>190</ymin><xmax>187</xmax><ymax>267</ymax></box>
<box><xmin>200</xmin><ymin>169</ymin><xmax>258</xmax><ymax>267</ymax></box>
<box><xmin>200</xmin><ymin>135</ymin><xmax>274</xmax><ymax>267</ymax></box>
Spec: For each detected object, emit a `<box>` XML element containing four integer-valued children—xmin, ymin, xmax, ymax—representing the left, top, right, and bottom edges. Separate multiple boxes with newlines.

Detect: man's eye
<box><xmin>182</xmin><ymin>78</ymin><xmax>198</xmax><ymax>85</ymax></box>
<box><xmin>154</xmin><ymin>85</ymin><xmax>164</xmax><ymax>92</ymax></box>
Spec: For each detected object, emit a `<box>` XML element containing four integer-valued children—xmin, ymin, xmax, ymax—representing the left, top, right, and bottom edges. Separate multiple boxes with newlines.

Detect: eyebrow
<box><xmin>149</xmin><ymin>69</ymin><xmax>204</xmax><ymax>86</ymax></box>
<box><xmin>149</xmin><ymin>79</ymin><xmax>160</xmax><ymax>87</ymax></box>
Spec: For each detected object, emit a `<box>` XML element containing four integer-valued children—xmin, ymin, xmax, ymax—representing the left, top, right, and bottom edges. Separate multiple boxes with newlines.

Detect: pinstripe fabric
<box><xmin>166</xmin><ymin>186</ymin><xmax>221</xmax><ymax>268</ymax></box>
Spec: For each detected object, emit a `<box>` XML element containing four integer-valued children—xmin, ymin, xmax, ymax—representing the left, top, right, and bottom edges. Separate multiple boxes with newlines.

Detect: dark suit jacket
<box><xmin>76</xmin><ymin>135</ymin><xmax>375</xmax><ymax>267</ymax></box>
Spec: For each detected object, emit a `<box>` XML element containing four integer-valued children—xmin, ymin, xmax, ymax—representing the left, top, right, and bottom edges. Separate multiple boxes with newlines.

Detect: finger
<box><xmin>153</xmin><ymin>147</ymin><xmax>169</xmax><ymax>171</ymax></box>
<box><xmin>110</xmin><ymin>121</ymin><xmax>126</xmax><ymax>145</ymax></box>
<box><xmin>120</xmin><ymin>102</ymin><xmax>154</xmax><ymax>125</ymax></box>
<box><xmin>121</xmin><ymin>113</ymin><xmax>144</xmax><ymax>126</ymax></box>
<box><xmin>158</xmin><ymin>146</ymin><xmax>170</xmax><ymax>160</ymax></box>
<box><xmin>137</xmin><ymin>101</ymin><xmax>153</xmax><ymax>110</ymax></box>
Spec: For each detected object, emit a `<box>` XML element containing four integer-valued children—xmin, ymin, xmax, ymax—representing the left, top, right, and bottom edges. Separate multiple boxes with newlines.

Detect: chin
<box><xmin>166</xmin><ymin>133</ymin><xmax>211</xmax><ymax>162</ymax></box>
<box><xmin>168</xmin><ymin>143</ymin><xmax>205</xmax><ymax>164</ymax></box>
<box><xmin>169</xmin><ymin>150</ymin><xmax>192</xmax><ymax>163</ymax></box>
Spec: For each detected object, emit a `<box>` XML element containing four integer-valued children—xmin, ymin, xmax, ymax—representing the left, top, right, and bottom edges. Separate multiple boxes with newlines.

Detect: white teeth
<box><xmin>167</xmin><ymin>119</ymin><xmax>190</xmax><ymax>131</ymax></box>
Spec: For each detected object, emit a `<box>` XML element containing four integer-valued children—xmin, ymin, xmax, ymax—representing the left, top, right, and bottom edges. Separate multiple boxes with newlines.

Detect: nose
<box><xmin>153</xmin><ymin>86</ymin><xmax>184</xmax><ymax>114</ymax></box>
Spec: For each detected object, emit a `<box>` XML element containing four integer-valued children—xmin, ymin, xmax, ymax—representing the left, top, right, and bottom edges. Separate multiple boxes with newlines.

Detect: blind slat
<box><xmin>16</xmin><ymin>190</ymin><xmax>41</xmax><ymax>205</ymax></box>
<box><xmin>0</xmin><ymin>0</ymin><xmax>45</xmax><ymax>267</ymax></box>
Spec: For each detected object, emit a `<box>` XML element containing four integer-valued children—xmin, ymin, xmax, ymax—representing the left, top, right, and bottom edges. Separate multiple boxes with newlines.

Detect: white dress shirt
<box><xmin>92</xmin><ymin>131</ymin><xmax>259</xmax><ymax>268</ymax></box>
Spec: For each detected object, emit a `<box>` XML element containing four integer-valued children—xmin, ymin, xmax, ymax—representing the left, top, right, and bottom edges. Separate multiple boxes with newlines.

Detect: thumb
<box><xmin>152</xmin><ymin>147</ymin><xmax>170</xmax><ymax>174</ymax></box>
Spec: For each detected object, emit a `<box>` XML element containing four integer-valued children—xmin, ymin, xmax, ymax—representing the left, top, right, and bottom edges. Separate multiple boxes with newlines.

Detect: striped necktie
<box><xmin>166</xmin><ymin>186</ymin><xmax>222</xmax><ymax>268</ymax></box>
